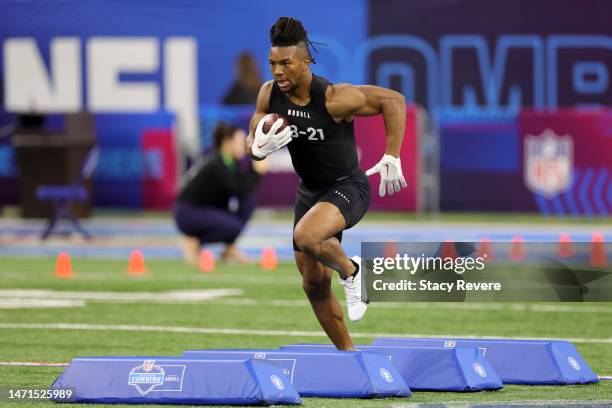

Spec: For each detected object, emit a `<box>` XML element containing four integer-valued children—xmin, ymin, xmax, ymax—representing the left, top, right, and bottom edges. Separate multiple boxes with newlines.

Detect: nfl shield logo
<box><xmin>524</xmin><ymin>129</ymin><xmax>573</xmax><ymax>197</ymax></box>
<box><xmin>143</xmin><ymin>360</ymin><xmax>155</xmax><ymax>372</ymax></box>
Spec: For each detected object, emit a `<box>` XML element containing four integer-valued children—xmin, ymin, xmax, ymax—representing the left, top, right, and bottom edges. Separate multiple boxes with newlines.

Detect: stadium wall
<box><xmin>0</xmin><ymin>0</ymin><xmax>609</xmax><ymax>213</ymax></box>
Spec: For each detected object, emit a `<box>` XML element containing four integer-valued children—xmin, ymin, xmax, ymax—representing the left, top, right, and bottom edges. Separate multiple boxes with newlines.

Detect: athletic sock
<box><xmin>342</xmin><ymin>259</ymin><xmax>359</xmax><ymax>280</ymax></box>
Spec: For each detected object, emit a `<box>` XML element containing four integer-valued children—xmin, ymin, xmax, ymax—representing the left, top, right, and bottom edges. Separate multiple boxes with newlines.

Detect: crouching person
<box><xmin>174</xmin><ymin>123</ymin><xmax>268</xmax><ymax>264</ymax></box>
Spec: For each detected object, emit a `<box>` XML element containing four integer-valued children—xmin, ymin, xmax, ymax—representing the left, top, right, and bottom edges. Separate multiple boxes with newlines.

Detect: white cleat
<box><xmin>340</xmin><ymin>256</ymin><xmax>369</xmax><ymax>322</ymax></box>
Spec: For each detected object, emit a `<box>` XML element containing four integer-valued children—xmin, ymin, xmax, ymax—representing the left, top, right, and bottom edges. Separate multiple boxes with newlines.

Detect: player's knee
<box><xmin>302</xmin><ymin>274</ymin><xmax>331</xmax><ymax>301</ymax></box>
<box><xmin>293</xmin><ymin>226</ymin><xmax>320</xmax><ymax>254</ymax></box>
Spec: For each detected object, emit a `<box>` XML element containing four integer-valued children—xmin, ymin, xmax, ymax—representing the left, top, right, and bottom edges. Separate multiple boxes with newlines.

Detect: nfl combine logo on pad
<box><xmin>128</xmin><ymin>360</ymin><xmax>165</xmax><ymax>396</ymax></box>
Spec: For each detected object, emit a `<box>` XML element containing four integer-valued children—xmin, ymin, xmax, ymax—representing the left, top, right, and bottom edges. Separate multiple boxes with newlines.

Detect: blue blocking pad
<box><xmin>51</xmin><ymin>357</ymin><xmax>302</xmax><ymax>405</ymax></box>
<box><xmin>280</xmin><ymin>344</ymin><xmax>502</xmax><ymax>392</ymax></box>
<box><xmin>182</xmin><ymin>349</ymin><xmax>411</xmax><ymax>398</ymax></box>
<box><xmin>372</xmin><ymin>338</ymin><xmax>599</xmax><ymax>385</ymax></box>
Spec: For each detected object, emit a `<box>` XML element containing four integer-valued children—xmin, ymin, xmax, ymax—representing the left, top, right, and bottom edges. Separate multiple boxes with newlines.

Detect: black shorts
<box><xmin>293</xmin><ymin>171</ymin><xmax>371</xmax><ymax>251</ymax></box>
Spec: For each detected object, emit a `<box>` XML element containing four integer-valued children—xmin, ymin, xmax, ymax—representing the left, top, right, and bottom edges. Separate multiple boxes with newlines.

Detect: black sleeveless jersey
<box><xmin>268</xmin><ymin>74</ymin><xmax>359</xmax><ymax>189</ymax></box>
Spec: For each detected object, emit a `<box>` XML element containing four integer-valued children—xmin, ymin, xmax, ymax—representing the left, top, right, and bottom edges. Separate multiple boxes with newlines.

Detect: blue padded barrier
<box><xmin>372</xmin><ymin>338</ymin><xmax>599</xmax><ymax>385</ymax></box>
<box><xmin>280</xmin><ymin>344</ymin><xmax>502</xmax><ymax>392</ymax></box>
<box><xmin>51</xmin><ymin>357</ymin><xmax>302</xmax><ymax>405</ymax></box>
<box><xmin>182</xmin><ymin>349</ymin><xmax>411</xmax><ymax>398</ymax></box>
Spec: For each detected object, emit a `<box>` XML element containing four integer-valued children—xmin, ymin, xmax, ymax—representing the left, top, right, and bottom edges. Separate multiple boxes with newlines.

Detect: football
<box><xmin>261</xmin><ymin>113</ymin><xmax>289</xmax><ymax>134</ymax></box>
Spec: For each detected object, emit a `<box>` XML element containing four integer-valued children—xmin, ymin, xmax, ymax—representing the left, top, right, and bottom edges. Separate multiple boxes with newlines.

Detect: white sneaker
<box><xmin>340</xmin><ymin>256</ymin><xmax>369</xmax><ymax>322</ymax></box>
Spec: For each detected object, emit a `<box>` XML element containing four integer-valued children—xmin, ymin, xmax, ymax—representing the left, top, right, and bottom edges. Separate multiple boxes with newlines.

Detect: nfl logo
<box><xmin>524</xmin><ymin>129</ymin><xmax>573</xmax><ymax>198</ymax></box>
<box><xmin>143</xmin><ymin>360</ymin><xmax>156</xmax><ymax>372</ymax></box>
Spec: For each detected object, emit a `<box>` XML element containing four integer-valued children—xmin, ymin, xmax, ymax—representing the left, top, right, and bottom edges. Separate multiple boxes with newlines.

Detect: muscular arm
<box><xmin>245</xmin><ymin>81</ymin><xmax>273</xmax><ymax>161</ymax></box>
<box><xmin>326</xmin><ymin>84</ymin><xmax>406</xmax><ymax>157</ymax></box>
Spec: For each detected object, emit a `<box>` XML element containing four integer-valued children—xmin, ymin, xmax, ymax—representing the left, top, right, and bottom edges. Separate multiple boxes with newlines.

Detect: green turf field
<box><xmin>0</xmin><ymin>257</ymin><xmax>610</xmax><ymax>407</ymax></box>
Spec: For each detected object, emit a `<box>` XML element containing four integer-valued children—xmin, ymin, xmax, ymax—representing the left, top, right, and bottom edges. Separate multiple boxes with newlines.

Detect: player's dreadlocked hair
<box><xmin>269</xmin><ymin>17</ymin><xmax>318</xmax><ymax>63</ymax></box>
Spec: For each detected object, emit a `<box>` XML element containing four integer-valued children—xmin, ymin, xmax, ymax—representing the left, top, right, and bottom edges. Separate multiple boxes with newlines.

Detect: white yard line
<box><xmin>0</xmin><ymin>322</ymin><xmax>610</xmax><ymax>344</ymax></box>
<box><xmin>0</xmin><ymin>289</ymin><xmax>243</xmax><ymax>308</ymax></box>
<box><xmin>0</xmin><ymin>299</ymin><xmax>85</xmax><ymax>309</ymax></box>
<box><xmin>210</xmin><ymin>298</ymin><xmax>612</xmax><ymax>314</ymax></box>
<box><xmin>0</xmin><ymin>361</ymin><xmax>68</xmax><ymax>367</ymax></box>
<box><xmin>1</xmin><ymin>290</ymin><xmax>610</xmax><ymax>314</ymax></box>
<box><xmin>392</xmin><ymin>402</ymin><xmax>612</xmax><ymax>408</ymax></box>
<box><xmin>0</xmin><ymin>272</ymin><xmax>301</xmax><ymax>284</ymax></box>
<box><xmin>0</xmin><ymin>289</ymin><xmax>243</xmax><ymax>302</ymax></box>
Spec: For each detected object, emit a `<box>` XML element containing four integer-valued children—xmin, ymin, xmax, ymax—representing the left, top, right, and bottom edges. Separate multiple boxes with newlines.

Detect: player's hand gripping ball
<box><xmin>365</xmin><ymin>154</ymin><xmax>408</xmax><ymax>197</ymax></box>
<box><xmin>252</xmin><ymin>113</ymin><xmax>292</xmax><ymax>159</ymax></box>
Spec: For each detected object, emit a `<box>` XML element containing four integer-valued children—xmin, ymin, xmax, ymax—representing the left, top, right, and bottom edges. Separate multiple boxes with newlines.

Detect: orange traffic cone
<box><xmin>55</xmin><ymin>252</ymin><xmax>73</xmax><ymax>278</ymax></box>
<box><xmin>128</xmin><ymin>250</ymin><xmax>147</xmax><ymax>275</ymax></box>
<box><xmin>383</xmin><ymin>241</ymin><xmax>397</xmax><ymax>259</ymax></box>
<box><xmin>477</xmin><ymin>238</ymin><xmax>494</xmax><ymax>260</ymax></box>
<box><xmin>199</xmin><ymin>249</ymin><xmax>216</xmax><ymax>272</ymax></box>
<box><xmin>509</xmin><ymin>236</ymin><xmax>525</xmax><ymax>260</ymax></box>
<box><xmin>441</xmin><ymin>240</ymin><xmax>458</xmax><ymax>259</ymax></box>
<box><xmin>260</xmin><ymin>247</ymin><xmax>278</xmax><ymax>270</ymax></box>
<box><xmin>590</xmin><ymin>232</ymin><xmax>607</xmax><ymax>267</ymax></box>
<box><xmin>557</xmin><ymin>233</ymin><xmax>573</xmax><ymax>258</ymax></box>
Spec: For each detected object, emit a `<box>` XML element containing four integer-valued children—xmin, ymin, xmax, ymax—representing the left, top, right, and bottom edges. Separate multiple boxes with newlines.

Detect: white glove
<box><xmin>251</xmin><ymin>118</ymin><xmax>292</xmax><ymax>159</ymax></box>
<box><xmin>365</xmin><ymin>154</ymin><xmax>408</xmax><ymax>197</ymax></box>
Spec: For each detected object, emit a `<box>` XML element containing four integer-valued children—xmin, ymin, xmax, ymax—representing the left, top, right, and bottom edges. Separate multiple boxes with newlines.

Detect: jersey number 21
<box><xmin>290</xmin><ymin>125</ymin><xmax>325</xmax><ymax>141</ymax></box>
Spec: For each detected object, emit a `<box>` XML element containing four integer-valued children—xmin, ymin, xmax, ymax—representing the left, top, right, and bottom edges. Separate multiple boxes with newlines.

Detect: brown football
<box><xmin>261</xmin><ymin>113</ymin><xmax>289</xmax><ymax>134</ymax></box>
